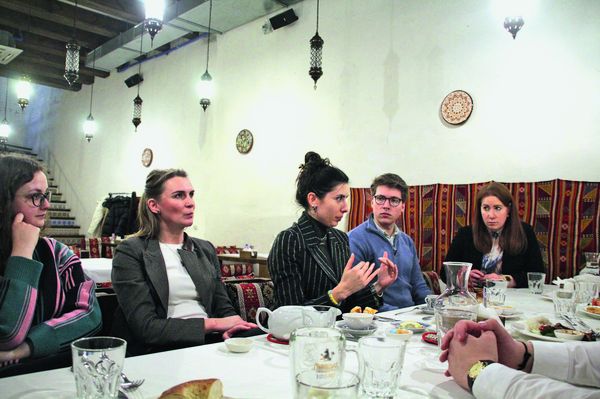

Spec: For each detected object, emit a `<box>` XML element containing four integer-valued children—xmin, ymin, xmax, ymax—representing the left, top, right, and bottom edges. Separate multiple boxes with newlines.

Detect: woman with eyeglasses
<box><xmin>444</xmin><ymin>182</ymin><xmax>545</xmax><ymax>288</ymax></box>
<box><xmin>111</xmin><ymin>169</ymin><xmax>256</xmax><ymax>355</ymax></box>
<box><xmin>0</xmin><ymin>154</ymin><xmax>101</xmax><ymax>377</ymax></box>
<box><xmin>268</xmin><ymin>152</ymin><xmax>398</xmax><ymax>312</ymax></box>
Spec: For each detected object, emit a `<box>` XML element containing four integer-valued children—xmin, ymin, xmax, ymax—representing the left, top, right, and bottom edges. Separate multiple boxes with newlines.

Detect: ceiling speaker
<box><xmin>269</xmin><ymin>9</ymin><xmax>298</xmax><ymax>30</ymax></box>
<box><xmin>125</xmin><ymin>73</ymin><xmax>143</xmax><ymax>88</ymax></box>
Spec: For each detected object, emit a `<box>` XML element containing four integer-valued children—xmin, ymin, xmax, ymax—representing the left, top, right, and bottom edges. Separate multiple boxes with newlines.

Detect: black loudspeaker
<box><xmin>124</xmin><ymin>73</ymin><xmax>143</xmax><ymax>88</ymax></box>
<box><xmin>269</xmin><ymin>9</ymin><xmax>298</xmax><ymax>30</ymax></box>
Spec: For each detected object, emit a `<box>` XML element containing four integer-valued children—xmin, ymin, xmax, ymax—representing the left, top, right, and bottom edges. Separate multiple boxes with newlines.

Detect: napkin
<box><xmin>477</xmin><ymin>304</ymin><xmax>502</xmax><ymax>323</ymax></box>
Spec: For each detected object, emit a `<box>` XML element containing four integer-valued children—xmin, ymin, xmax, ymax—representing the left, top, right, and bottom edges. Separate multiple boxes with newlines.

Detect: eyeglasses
<box><xmin>26</xmin><ymin>191</ymin><xmax>52</xmax><ymax>207</ymax></box>
<box><xmin>373</xmin><ymin>195</ymin><xmax>403</xmax><ymax>207</ymax></box>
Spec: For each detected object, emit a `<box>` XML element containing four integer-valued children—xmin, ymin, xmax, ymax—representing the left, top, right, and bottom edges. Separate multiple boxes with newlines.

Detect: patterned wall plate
<box><xmin>440</xmin><ymin>90</ymin><xmax>473</xmax><ymax>125</ymax></box>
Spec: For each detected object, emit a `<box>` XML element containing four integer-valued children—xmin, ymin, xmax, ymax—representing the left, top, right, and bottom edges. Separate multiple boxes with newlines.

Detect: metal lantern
<box><xmin>0</xmin><ymin>82</ymin><xmax>9</xmax><ymax>147</ymax></box>
<box><xmin>144</xmin><ymin>0</ymin><xmax>165</xmax><ymax>45</ymax></box>
<box><xmin>64</xmin><ymin>40</ymin><xmax>80</xmax><ymax>86</ymax></box>
<box><xmin>16</xmin><ymin>77</ymin><xmax>32</xmax><ymax>111</ymax></box>
<box><xmin>83</xmin><ymin>114</ymin><xmax>97</xmax><ymax>142</ymax></box>
<box><xmin>504</xmin><ymin>16</ymin><xmax>524</xmax><ymax>39</ymax></box>
<box><xmin>309</xmin><ymin>0</ymin><xmax>323</xmax><ymax>89</ymax></box>
<box><xmin>132</xmin><ymin>95</ymin><xmax>143</xmax><ymax>131</ymax></box>
<box><xmin>199</xmin><ymin>70</ymin><xmax>213</xmax><ymax>111</ymax></box>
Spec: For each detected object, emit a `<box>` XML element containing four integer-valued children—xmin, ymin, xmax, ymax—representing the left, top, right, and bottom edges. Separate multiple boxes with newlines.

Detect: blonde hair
<box><xmin>134</xmin><ymin>169</ymin><xmax>187</xmax><ymax>238</ymax></box>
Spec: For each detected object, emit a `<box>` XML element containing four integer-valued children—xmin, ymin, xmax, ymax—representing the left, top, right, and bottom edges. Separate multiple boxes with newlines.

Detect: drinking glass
<box><xmin>290</xmin><ymin>327</ymin><xmax>347</xmax><ymax>398</ymax></box>
<box><xmin>552</xmin><ymin>290</ymin><xmax>576</xmax><ymax>317</ymax></box>
<box><xmin>574</xmin><ymin>281</ymin><xmax>599</xmax><ymax>305</ymax></box>
<box><xmin>527</xmin><ymin>272</ymin><xmax>546</xmax><ymax>294</ymax></box>
<box><xmin>296</xmin><ymin>370</ymin><xmax>359</xmax><ymax>399</ymax></box>
<box><xmin>580</xmin><ymin>253</ymin><xmax>600</xmax><ymax>276</ymax></box>
<box><xmin>71</xmin><ymin>337</ymin><xmax>127</xmax><ymax>399</ymax></box>
<box><xmin>483</xmin><ymin>279</ymin><xmax>508</xmax><ymax>307</ymax></box>
<box><xmin>357</xmin><ymin>336</ymin><xmax>408</xmax><ymax>398</ymax></box>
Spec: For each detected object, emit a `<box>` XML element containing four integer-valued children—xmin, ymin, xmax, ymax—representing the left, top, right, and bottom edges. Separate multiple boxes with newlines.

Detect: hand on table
<box><xmin>440</xmin><ymin>319</ymin><xmax>524</xmax><ymax>373</ymax></box>
<box><xmin>446</xmin><ymin>331</ymin><xmax>499</xmax><ymax>390</ymax></box>
<box><xmin>222</xmin><ymin>321</ymin><xmax>258</xmax><ymax>340</ymax></box>
<box><xmin>206</xmin><ymin>316</ymin><xmax>254</xmax><ymax>333</ymax></box>
<box><xmin>10</xmin><ymin>213</ymin><xmax>39</xmax><ymax>259</ymax></box>
<box><xmin>0</xmin><ymin>342</ymin><xmax>31</xmax><ymax>368</ymax></box>
<box><xmin>376</xmin><ymin>251</ymin><xmax>398</xmax><ymax>291</ymax></box>
<box><xmin>468</xmin><ymin>269</ymin><xmax>485</xmax><ymax>288</ymax></box>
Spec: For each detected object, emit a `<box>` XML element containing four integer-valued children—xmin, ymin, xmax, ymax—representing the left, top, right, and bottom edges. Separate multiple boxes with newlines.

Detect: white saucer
<box><xmin>336</xmin><ymin>321</ymin><xmax>377</xmax><ymax>338</ymax></box>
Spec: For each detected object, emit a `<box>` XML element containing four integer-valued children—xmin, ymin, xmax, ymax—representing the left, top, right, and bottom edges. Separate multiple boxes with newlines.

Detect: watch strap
<box><xmin>517</xmin><ymin>341</ymin><xmax>531</xmax><ymax>370</ymax></box>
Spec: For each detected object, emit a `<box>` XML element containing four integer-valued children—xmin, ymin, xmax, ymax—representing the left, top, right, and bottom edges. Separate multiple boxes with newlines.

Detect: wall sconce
<box><xmin>16</xmin><ymin>76</ymin><xmax>32</xmax><ymax>111</ymax></box>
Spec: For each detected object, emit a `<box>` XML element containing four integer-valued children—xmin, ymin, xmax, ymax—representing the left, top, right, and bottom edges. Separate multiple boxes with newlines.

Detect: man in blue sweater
<box><xmin>348</xmin><ymin>173</ymin><xmax>431</xmax><ymax>311</ymax></box>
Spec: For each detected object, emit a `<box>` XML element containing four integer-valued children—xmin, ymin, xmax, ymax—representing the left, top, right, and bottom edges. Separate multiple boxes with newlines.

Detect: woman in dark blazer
<box><xmin>112</xmin><ymin>169</ymin><xmax>255</xmax><ymax>355</ymax></box>
<box><xmin>444</xmin><ymin>182</ymin><xmax>545</xmax><ymax>288</ymax></box>
<box><xmin>268</xmin><ymin>152</ymin><xmax>398</xmax><ymax>313</ymax></box>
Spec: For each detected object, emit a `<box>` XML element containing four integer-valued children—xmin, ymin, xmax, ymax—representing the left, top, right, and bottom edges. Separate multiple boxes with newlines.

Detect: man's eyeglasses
<box><xmin>27</xmin><ymin>191</ymin><xmax>52</xmax><ymax>207</ymax></box>
<box><xmin>373</xmin><ymin>195</ymin><xmax>403</xmax><ymax>207</ymax></box>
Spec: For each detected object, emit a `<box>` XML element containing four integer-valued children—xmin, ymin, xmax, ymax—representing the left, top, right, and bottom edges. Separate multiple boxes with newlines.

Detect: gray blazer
<box><xmin>111</xmin><ymin>234</ymin><xmax>237</xmax><ymax>355</ymax></box>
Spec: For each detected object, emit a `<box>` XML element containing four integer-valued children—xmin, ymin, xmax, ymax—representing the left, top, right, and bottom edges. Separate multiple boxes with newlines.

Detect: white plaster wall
<box><xmin>20</xmin><ymin>0</ymin><xmax>600</xmax><ymax>252</ymax></box>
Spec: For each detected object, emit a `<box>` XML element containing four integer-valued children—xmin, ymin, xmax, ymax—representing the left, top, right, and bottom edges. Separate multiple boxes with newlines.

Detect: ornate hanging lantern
<box><xmin>144</xmin><ymin>0</ymin><xmax>165</xmax><ymax>45</ymax></box>
<box><xmin>83</xmin><ymin>52</ymin><xmax>97</xmax><ymax>142</ymax></box>
<box><xmin>504</xmin><ymin>16</ymin><xmax>524</xmax><ymax>39</ymax></box>
<box><xmin>15</xmin><ymin>76</ymin><xmax>32</xmax><ymax>111</ymax></box>
<box><xmin>0</xmin><ymin>83</ymin><xmax>10</xmax><ymax>148</ymax></box>
<box><xmin>199</xmin><ymin>0</ymin><xmax>214</xmax><ymax>112</ymax></box>
<box><xmin>309</xmin><ymin>0</ymin><xmax>323</xmax><ymax>89</ymax></box>
<box><xmin>64</xmin><ymin>1</ymin><xmax>80</xmax><ymax>86</ymax></box>
<box><xmin>132</xmin><ymin>95</ymin><xmax>143</xmax><ymax>131</ymax></box>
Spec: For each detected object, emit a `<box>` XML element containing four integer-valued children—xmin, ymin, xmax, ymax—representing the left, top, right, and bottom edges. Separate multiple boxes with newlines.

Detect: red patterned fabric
<box><xmin>348</xmin><ymin>180</ymin><xmax>600</xmax><ymax>281</ymax></box>
<box><xmin>422</xmin><ymin>271</ymin><xmax>442</xmax><ymax>295</ymax></box>
<box><xmin>100</xmin><ymin>237</ymin><xmax>113</xmax><ymax>258</ymax></box>
<box><xmin>224</xmin><ymin>280</ymin><xmax>275</xmax><ymax>323</ymax></box>
<box><xmin>80</xmin><ymin>238</ymin><xmax>101</xmax><ymax>258</ymax></box>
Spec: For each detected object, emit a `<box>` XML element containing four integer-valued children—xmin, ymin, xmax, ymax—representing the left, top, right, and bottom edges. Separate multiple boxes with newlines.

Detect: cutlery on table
<box><xmin>120</xmin><ymin>372</ymin><xmax>145</xmax><ymax>390</ymax></box>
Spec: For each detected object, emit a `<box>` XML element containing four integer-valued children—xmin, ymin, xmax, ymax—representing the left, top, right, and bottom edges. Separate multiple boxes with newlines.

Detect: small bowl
<box><xmin>342</xmin><ymin>313</ymin><xmax>375</xmax><ymax>330</ymax></box>
<box><xmin>224</xmin><ymin>338</ymin><xmax>253</xmax><ymax>353</ymax></box>
<box><xmin>386</xmin><ymin>328</ymin><xmax>414</xmax><ymax>341</ymax></box>
<box><xmin>554</xmin><ymin>329</ymin><xmax>584</xmax><ymax>341</ymax></box>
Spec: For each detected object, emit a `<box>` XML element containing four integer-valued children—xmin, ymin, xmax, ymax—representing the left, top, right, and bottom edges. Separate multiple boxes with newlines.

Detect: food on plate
<box><xmin>554</xmin><ymin>329</ymin><xmax>585</xmax><ymax>341</ymax></box>
<box><xmin>159</xmin><ymin>378</ymin><xmax>223</xmax><ymax>399</ymax></box>
<box><xmin>350</xmin><ymin>306</ymin><xmax>378</xmax><ymax>314</ymax></box>
<box><xmin>398</xmin><ymin>321</ymin><xmax>424</xmax><ymax>330</ymax></box>
<box><xmin>392</xmin><ymin>328</ymin><xmax>411</xmax><ymax>335</ymax></box>
<box><xmin>526</xmin><ymin>316</ymin><xmax>551</xmax><ymax>334</ymax></box>
<box><xmin>586</xmin><ymin>305</ymin><xmax>600</xmax><ymax>315</ymax></box>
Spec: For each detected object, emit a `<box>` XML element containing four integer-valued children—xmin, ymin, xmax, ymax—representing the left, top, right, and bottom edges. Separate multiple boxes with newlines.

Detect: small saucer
<box><xmin>336</xmin><ymin>321</ymin><xmax>377</xmax><ymax>338</ymax></box>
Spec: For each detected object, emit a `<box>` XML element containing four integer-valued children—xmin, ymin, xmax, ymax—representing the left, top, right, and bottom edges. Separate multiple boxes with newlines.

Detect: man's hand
<box><xmin>376</xmin><ymin>251</ymin><xmax>398</xmax><ymax>290</ymax></box>
<box><xmin>447</xmin><ymin>331</ymin><xmax>499</xmax><ymax>390</ymax></box>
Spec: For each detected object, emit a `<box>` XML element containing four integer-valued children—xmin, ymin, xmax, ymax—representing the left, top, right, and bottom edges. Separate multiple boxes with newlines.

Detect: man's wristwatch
<box><xmin>467</xmin><ymin>360</ymin><xmax>495</xmax><ymax>392</ymax></box>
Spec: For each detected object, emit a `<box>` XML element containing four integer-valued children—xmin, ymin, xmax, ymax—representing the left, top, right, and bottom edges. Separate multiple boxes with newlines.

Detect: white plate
<box><xmin>415</xmin><ymin>305</ymin><xmax>435</xmax><ymax>315</ymax></box>
<box><xmin>579</xmin><ymin>306</ymin><xmax>600</xmax><ymax>320</ymax></box>
<box><xmin>391</xmin><ymin>320</ymin><xmax>430</xmax><ymax>333</ymax></box>
<box><xmin>336</xmin><ymin>321</ymin><xmax>377</xmax><ymax>338</ymax></box>
<box><xmin>515</xmin><ymin>327</ymin><xmax>565</xmax><ymax>342</ymax></box>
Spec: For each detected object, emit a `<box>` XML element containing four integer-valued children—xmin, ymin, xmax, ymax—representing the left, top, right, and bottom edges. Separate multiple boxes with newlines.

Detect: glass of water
<box><xmin>296</xmin><ymin>370</ymin><xmax>359</xmax><ymax>399</ymax></box>
<box><xmin>71</xmin><ymin>337</ymin><xmax>127</xmax><ymax>399</ymax></box>
<box><xmin>483</xmin><ymin>279</ymin><xmax>508</xmax><ymax>307</ymax></box>
<box><xmin>527</xmin><ymin>272</ymin><xmax>546</xmax><ymax>294</ymax></box>
<box><xmin>357</xmin><ymin>337</ymin><xmax>407</xmax><ymax>398</ymax></box>
<box><xmin>552</xmin><ymin>290</ymin><xmax>576</xmax><ymax>317</ymax></box>
<box><xmin>435</xmin><ymin>308</ymin><xmax>477</xmax><ymax>348</ymax></box>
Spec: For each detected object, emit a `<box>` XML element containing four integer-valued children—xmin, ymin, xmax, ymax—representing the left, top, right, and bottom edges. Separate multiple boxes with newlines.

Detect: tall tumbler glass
<box><xmin>71</xmin><ymin>337</ymin><xmax>127</xmax><ymax>399</ymax></box>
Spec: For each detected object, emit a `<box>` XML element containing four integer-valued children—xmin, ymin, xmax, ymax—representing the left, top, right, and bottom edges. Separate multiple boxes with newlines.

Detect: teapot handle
<box><xmin>255</xmin><ymin>307</ymin><xmax>272</xmax><ymax>335</ymax></box>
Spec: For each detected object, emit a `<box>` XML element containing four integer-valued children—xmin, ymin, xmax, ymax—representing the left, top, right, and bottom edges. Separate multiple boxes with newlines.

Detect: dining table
<box><xmin>1</xmin><ymin>286</ymin><xmax>598</xmax><ymax>399</ymax></box>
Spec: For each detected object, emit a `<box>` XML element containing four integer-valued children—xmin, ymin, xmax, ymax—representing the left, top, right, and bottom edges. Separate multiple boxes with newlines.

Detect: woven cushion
<box><xmin>100</xmin><ymin>237</ymin><xmax>114</xmax><ymax>258</ymax></box>
<box><xmin>80</xmin><ymin>238</ymin><xmax>100</xmax><ymax>258</ymax></box>
<box><xmin>422</xmin><ymin>271</ymin><xmax>442</xmax><ymax>295</ymax></box>
<box><xmin>224</xmin><ymin>279</ymin><xmax>275</xmax><ymax>324</ymax></box>
<box><xmin>221</xmin><ymin>263</ymin><xmax>254</xmax><ymax>278</ymax></box>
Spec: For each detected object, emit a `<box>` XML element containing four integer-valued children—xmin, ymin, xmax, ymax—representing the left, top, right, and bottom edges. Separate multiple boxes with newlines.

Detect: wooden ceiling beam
<box><xmin>0</xmin><ymin>0</ymin><xmax>117</xmax><ymax>38</ymax></box>
<box><xmin>0</xmin><ymin>61</ymin><xmax>94</xmax><ymax>85</ymax></box>
<box><xmin>0</xmin><ymin>68</ymin><xmax>82</xmax><ymax>91</ymax></box>
<box><xmin>16</xmin><ymin>52</ymin><xmax>109</xmax><ymax>78</ymax></box>
<box><xmin>56</xmin><ymin>0</ymin><xmax>144</xmax><ymax>25</ymax></box>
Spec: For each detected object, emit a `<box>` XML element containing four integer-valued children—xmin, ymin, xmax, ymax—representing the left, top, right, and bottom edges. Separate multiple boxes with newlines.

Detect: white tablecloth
<box><xmin>81</xmin><ymin>258</ymin><xmax>113</xmax><ymax>283</ymax></box>
<box><xmin>1</xmin><ymin>288</ymin><xmax>598</xmax><ymax>398</ymax></box>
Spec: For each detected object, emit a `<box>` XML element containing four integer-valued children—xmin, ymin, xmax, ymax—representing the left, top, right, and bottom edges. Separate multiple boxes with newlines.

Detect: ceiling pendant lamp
<box><xmin>132</xmin><ymin>33</ymin><xmax>144</xmax><ymax>131</ymax></box>
<box><xmin>144</xmin><ymin>0</ymin><xmax>165</xmax><ymax>46</ymax></box>
<box><xmin>0</xmin><ymin>82</ymin><xmax>10</xmax><ymax>150</ymax></box>
<box><xmin>504</xmin><ymin>16</ymin><xmax>524</xmax><ymax>39</ymax></box>
<box><xmin>83</xmin><ymin>53</ymin><xmax>97</xmax><ymax>142</ymax></box>
<box><xmin>64</xmin><ymin>0</ymin><xmax>80</xmax><ymax>86</ymax></box>
<box><xmin>199</xmin><ymin>0</ymin><xmax>214</xmax><ymax>112</ymax></box>
<box><xmin>15</xmin><ymin>76</ymin><xmax>32</xmax><ymax>111</ymax></box>
<box><xmin>309</xmin><ymin>0</ymin><xmax>323</xmax><ymax>89</ymax></box>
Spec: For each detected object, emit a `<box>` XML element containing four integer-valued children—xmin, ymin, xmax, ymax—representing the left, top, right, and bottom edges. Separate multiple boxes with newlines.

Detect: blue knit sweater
<box><xmin>348</xmin><ymin>215</ymin><xmax>431</xmax><ymax>311</ymax></box>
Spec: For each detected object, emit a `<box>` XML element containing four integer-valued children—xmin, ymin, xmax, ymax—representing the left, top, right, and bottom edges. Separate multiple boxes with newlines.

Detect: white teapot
<box><xmin>256</xmin><ymin>306</ymin><xmax>305</xmax><ymax>340</ymax></box>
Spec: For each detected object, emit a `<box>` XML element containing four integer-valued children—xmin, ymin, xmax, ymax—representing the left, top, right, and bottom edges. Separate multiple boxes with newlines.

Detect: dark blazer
<box><xmin>444</xmin><ymin>222</ymin><xmax>545</xmax><ymax>288</ymax></box>
<box><xmin>111</xmin><ymin>234</ymin><xmax>237</xmax><ymax>355</ymax></box>
<box><xmin>268</xmin><ymin>212</ymin><xmax>380</xmax><ymax>313</ymax></box>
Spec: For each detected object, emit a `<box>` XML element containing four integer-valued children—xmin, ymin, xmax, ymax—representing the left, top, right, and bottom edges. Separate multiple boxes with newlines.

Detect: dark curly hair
<box><xmin>295</xmin><ymin>151</ymin><xmax>349</xmax><ymax>209</ymax></box>
<box><xmin>0</xmin><ymin>154</ymin><xmax>44</xmax><ymax>274</ymax></box>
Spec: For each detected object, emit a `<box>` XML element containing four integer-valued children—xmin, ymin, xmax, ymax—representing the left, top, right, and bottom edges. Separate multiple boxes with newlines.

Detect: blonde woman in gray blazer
<box><xmin>112</xmin><ymin>169</ymin><xmax>255</xmax><ymax>355</ymax></box>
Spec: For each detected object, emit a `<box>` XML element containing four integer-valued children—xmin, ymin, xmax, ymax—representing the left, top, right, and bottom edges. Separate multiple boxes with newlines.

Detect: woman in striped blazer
<box><xmin>268</xmin><ymin>152</ymin><xmax>398</xmax><ymax>313</ymax></box>
<box><xmin>0</xmin><ymin>155</ymin><xmax>101</xmax><ymax>377</ymax></box>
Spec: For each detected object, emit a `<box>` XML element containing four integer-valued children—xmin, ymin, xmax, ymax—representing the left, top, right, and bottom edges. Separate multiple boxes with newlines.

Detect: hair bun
<box><xmin>301</xmin><ymin>151</ymin><xmax>330</xmax><ymax>171</ymax></box>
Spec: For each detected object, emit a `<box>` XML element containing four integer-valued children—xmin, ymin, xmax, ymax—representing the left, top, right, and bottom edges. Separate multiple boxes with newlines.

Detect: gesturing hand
<box><xmin>377</xmin><ymin>251</ymin><xmax>398</xmax><ymax>290</ymax></box>
<box><xmin>337</xmin><ymin>254</ymin><xmax>378</xmax><ymax>299</ymax></box>
<box><xmin>11</xmin><ymin>213</ymin><xmax>39</xmax><ymax>259</ymax></box>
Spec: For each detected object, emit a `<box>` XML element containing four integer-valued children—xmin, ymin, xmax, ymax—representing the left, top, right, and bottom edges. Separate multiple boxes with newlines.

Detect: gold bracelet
<box><xmin>328</xmin><ymin>289</ymin><xmax>340</xmax><ymax>306</ymax></box>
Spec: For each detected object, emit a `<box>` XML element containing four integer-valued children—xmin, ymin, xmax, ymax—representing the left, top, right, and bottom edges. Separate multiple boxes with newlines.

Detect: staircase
<box><xmin>6</xmin><ymin>144</ymin><xmax>85</xmax><ymax>247</ymax></box>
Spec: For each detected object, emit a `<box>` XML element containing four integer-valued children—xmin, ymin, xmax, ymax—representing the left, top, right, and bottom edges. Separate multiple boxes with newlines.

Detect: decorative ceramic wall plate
<box><xmin>141</xmin><ymin>148</ymin><xmax>153</xmax><ymax>167</ymax></box>
<box><xmin>440</xmin><ymin>90</ymin><xmax>473</xmax><ymax>125</ymax></box>
<box><xmin>236</xmin><ymin>129</ymin><xmax>254</xmax><ymax>154</ymax></box>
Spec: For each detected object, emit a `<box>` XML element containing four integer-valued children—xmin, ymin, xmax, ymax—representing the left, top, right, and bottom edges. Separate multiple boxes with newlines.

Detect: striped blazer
<box><xmin>268</xmin><ymin>212</ymin><xmax>380</xmax><ymax>313</ymax></box>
